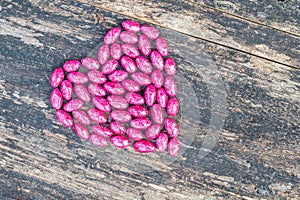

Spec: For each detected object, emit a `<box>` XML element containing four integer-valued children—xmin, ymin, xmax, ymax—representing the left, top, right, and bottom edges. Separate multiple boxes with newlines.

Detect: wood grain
<box><xmin>0</xmin><ymin>0</ymin><xmax>299</xmax><ymax>199</ymax></box>
<box><xmin>74</xmin><ymin>0</ymin><xmax>300</xmax><ymax>68</ymax></box>
<box><xmin>189</xmin><ymin>0</ymin><xmax>300</xmax><ymax>36</ymax></box>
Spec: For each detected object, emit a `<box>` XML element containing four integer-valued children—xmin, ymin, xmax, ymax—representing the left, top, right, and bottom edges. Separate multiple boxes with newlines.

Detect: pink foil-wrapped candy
<box><xmin>151</xmin><ymin>70</ymin><xmax>164</xmax><ymax>88</ymax></box>
<box><xmin>164</xmin><ymin>118</ymin><xmax>179</xmax><ymax>137</ymax></box>
<box><xmin>164</xmin><ymin>58</ymin><xmax>176</xmax><ymax>76</ymax></box>
<box><xmin>63</xmin><ymin>99</ymin><xmax>84</xmax><ymax>112</ymax></box>
<box><xmin>164</xmin><ymin>76</ymin><xmax>177</xmax><ymax>97</ymax></box>
<box><xmin>128</xmin><ymin>105</ymin><xmax>149</xmax><ymax>118</ymax></box>
<box><xmin>103</xmin><ymin>82</ymin><xmax>125</xmax><ymax>95</ymax></box>
<box><xmin>50</xmin><ymin>88</ymin><xmax>63</xmax><ymax>110</ymax></box>
<box><xmin>63</xmin><ymin>60</ymin><xmax>81</xmax><ymax>72</ymax></box>
<box><xmin>102</xmin><ymin>59</ymin><xmax>119</xmax><ymax>75</ymax></box>
<box><xmin>125</xmin><ymin>92</ymin><xmax>145</xmax><ymax>105</ymax></box>
<box><xmin>104</xmin><ymin>27</ymin><xmax>121</xmax><ymax>45</ymax></box>
<box><xmin>110</xmin><ymin>43</ymin><xmax>122</xmax><ymax>60</ymax></box>
<box><xmin>50</xmin><ymin>68</ymin><xmax>64</xmax><ymax>88</ymax></box>
<box><xmin>120</xmin><ymin>56</ymin><xmax>137</xmax><ymax>73</ymax></box>
<box><xmin>88</xmin><ymin>83</ymin><xmax>106</xmax><ymax>97</ymax></box>
<box><xmin>133</xmin><ymin>140</ymin><xmax>156</xmax><ymax>153</ymax></box>
<box><xmin>136</xmin><ymin>56</ymin><xmax>153</xmax><ymax>74</ymax></box>
<box><xmin>87</xmin><ymin>108</ymin><xmax>108</xmax><ymax>124</ymax></box>
<box><xmin>72</xmin><ymin>110</ymin><xmax>91</xmax><ymax>125</ymax></box>
<box><xmin>156</xmin><ymin>133</ymin><xmax>169</xmax><ymax>152</ymax></box>
<box><xmin>108</xmin><ymin>70</ymin><xmax>128</xmax><ymax>82</ymax></box>
<box><xmin>56</xmin><ymin>110</ymin><xmax>74</xmax><ymax>128</ymax></box>
<box><xmin>166</xmin><ymin>97</ymin><xmax>179</xmax><ymax>116</ymax></box>
<box><xmin>156</xmin><ymin>88</ymin><xmax>168</xmax><ymax>108</ymax></box>
<box><xmin>110</xmin><ymin>110</ymin><xmax>132</xmax><ymax>123</ymax></box>
<box><xmin>60</xmin><ymin>80</ymin><xmax>73</xmax><ymax>100</ymax></box>
<box><xmin>168</xmin><ymin>137</ymin><xmax>180</xmax><ymax>156</ymax></box>
<box><xmin>121</xmin><ymin>44</ymin><xmax>140</xmax><ymax>58</ymax></box>
<box><xmin>141</xmin><ymin>25</ymin><xmax>160</xmax><ymax>40</ymax></box>
<box><xmin>120</xmin><ymin>31</ymin><xmax>138</xmax><ymax>44</ymax></box>
<box><xmin>126</xmin><ymin>128</ymin><xmax>144</xmax><ymax>141</ymax></box>
<box><xmin>110</xmin><ymin>135</ymin><xmax>131</xmax><ymax>148</ymax></box>
<box><xmin>110</xmin><ymin>121</ymin><xmax>126</xmax><ymax>135</ymax></box>
<box><xmin>156</xmin><ymin>37</ymin><xmax>169</xmax><ymax>57</ymax></box>
<box><xmin>74</xmin><ymin>84</ymin><xmax>90</xmax><ymax>102</ymax></box>
<box><xmin>138</xmin><ymin>35</ymin><xmax>152</xmax><ymax>56</ymax></box>
<box><xmin>131</xmin><ymin>72</ymin><xmax>151</xmax><ymax>86</ymax></box>
<box><xmin>122</xmin><ymin>20</ymin><xmax>141</xmax><ymax>32</ymax></box>
<box><xmin>107</xmin><ymin>95</ymin><xmax>128</xmax><ymax>109</ymax></box>
<box><xmin>144</xmin><ymin>85</ymin><xmax>157</xmax><ymax>106</ymax></box>
<box><xmin>89</xmin><ymin>134</ymin><xmax>108</xmax><ymax>146</ymax></box>
<box><xmin>151</xmin><ymin>104</ymin><xmax>164</xmax><ymax>124</ymax></box>
<box><xmin>87</xmin><ymin>70</ymin><xmax>107</xmax><ymax>84</ymax></box>
<box><xmin>67</xmin><ymin>72</ymin><xmax>89</xmax><ymax>85</ymax></box>
<box><xmin>122</xmin><ymin>79</ymin><xmax>140</xmax><ymax>92</ymax></box>
<box><xmin>146</xmin><ymin>124</ymin><xmax>161</xmax><ymax>140</ymax></box>
<box><xmin>98</xmin><ymin>44</ymin><xmax>110</xmax><ymax>65</ymax></box>
<box><xmin>92</xmin><ymin>97</ymin><xmax>111</xmax><ymax>112</ymax></box>
<box><xmin>74</xmin><ymin>124</ymin><xmax>90</xmax><ymax>140</ymax></box>
<box><xmin>150</xmin><ymin>51</ymin><xmax>164</xmax><ymax>70</ymax></box>
<box><xmin>130</xmin><ymin>118</ymin><xmax>151</xmax><ymax>130</ymax></box>
<box><xmin>81</xmin><ymin>57</ymin><xmax>100</xmax><ymax>70</ymax></box>
<box><xmin>92</xmin><ymin>125</ymin><xmax>113</xmax><ymax>137</ymax></box>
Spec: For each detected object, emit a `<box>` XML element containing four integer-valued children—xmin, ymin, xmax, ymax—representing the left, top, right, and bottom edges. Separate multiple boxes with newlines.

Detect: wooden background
<box><xmin>0</xmin><ymin>0</ymin><xmax>299</xmax><ymax>199</ymax></box>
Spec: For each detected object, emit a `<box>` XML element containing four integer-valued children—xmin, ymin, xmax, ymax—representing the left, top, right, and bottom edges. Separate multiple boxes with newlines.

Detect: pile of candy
<box><xmin>50</xmin><ymin>20</ymin><xmax>180</xmax><ymax>156</ymax></box>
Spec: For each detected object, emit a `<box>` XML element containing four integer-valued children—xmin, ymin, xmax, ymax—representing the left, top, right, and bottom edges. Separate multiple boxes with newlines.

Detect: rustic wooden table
<box><xmin>0</xmin><ymin>0</ymin><xmax>299</xmax><ymax>199</ymax></box>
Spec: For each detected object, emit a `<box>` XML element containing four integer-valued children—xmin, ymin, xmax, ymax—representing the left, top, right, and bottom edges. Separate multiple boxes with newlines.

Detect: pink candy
<box><xmin>74</xmin><ymin>84</ymin><xmax>90</xmax><ymax>102</ymax></box>
<box><xmin>104</xmin><ymin>27</ymin><xmax>121</xmax><ymax>45</ymax></box>
<box><xmin>125</xmin><ymin>92</ymin><xmax>145</xmax><ymax>105</ymax></box>
<box><xmin>50</xmin><ymin>88</ymin><xmax>63</xmax><ymax>110</ymax></box>
<box><xmin>168</xmin><ymin>137</ymin><xmax>180</xmax><ymax>157</ymax></box>
<box><xmin>92</xmin><ymin>97</ymin><xmax>111</xmax><ymax>112</ymax></box>
<box><xmin>122</xmin><ymin>20</ymin><xmax>140</xmax><ymax>32</ymax></box>
<box><xmin>120</xmin><ymin>31</ymin><xmax>138</xmax><ymax>44</ymax></box>
<box><xmin>164</xmin><ymin>118</ymin><xmax>179</xmax><ymax>137</ymax></box>
<box><xmin>110</xmin><ymin>110</ymin><xmax>132</xmax><ymax>123</ymax></box>
<box><xmin>56</xmin><ymin>110</ymin><xmax>73</xmax><ymax>128</ymax></box>
<box><xmin>60</xmin><ymin>80</ymin><xmax>73</xmax><ymax>100</ymax></box>
<box><xmin>136</xmin><ymin>56</ymin><xmax>153</xmax><ymax>74</ymax></box>
<box><xmin>141</xmin><ymin>25</ymin><xmax>160</xmax><ymax>40</ymax></box>
<box><xmin>72</xmin><ymin>110</ymin><xmax>91</xmax><ymax>125</ymax></box>
<box><xmin>87</xmin><ymin>70</ymin><xmax>107</xmax><ymax>84</ymax></box>
<box><xmin>50</xmin><ymin>68</ymin><xmax>64</xmax><ymax>88</ymax></box>
<box><xmin>144</xmin><ymin>85</ymin><xmax>157</xmax><ymax>106</ymax></box>
<box><xmin>63</xmin><ymin>99</ymin><xmax>84</xmax><ymax>112</ymax></box>
<box><xmin>74</xmin><ymin>124</ymin><xmax>90</xmax><ymax>140</ymax></box>
<box><xmin>130</xmin><ymin>118</ymin><xmax>151</xmax><ymax>130</ymax></box>
<box><xmin>87</xmin><ymin>108</ymin><xmax>107</xmax><ymax>124</ymax></box>
<box><xmin>110</xmin><ymin>135</ymin><xmax>130</xmax><ymax>148</ymax></box>
<box><xmin>110</xmin><ymin>121</ymin><xmax>126</xmax><ymax>135</ymax></box>
<box><xmin>133</xmin><ymin>140</ymin><xmax>156</xmax><ymax>153</ymax></box>
<box><xmin>98</xmin><ymin>44</ymin><xmax>110</xmax><ymax>65</ymax></box>
<box><xmin>92</xmin><ymin>125</ymin><xmax>113</xmax><ymax>137</ymax></box>
<box><xmin>81</xmin><ymin>57</ymin><xmax>100</xmax><ymax>70</ymax></box>
<box><xmin>67</xmin><ymin>72</ymin><xmax>89</xmax><ymax>84</ymax></box>
<box><xmin>151</xmin><ymin>104</ymin><xmax>165</xmax><ymax>124</ymax></box>
<box><xmin>50</xmin><ymin>20</ymin><xmax>181</xmax><ymax>157</ymax></box>
<box><xmin>63</xmin><ymin>60</ymin><xmax>81</xmax><ymax>72</ymax></box>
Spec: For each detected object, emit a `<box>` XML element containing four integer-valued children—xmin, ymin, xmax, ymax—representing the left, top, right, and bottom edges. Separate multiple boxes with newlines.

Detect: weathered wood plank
<box><xmin>0</xmin><ymin>0</ymin><xmax>299</xmax><ymax>199</ymax></box>
<box><xmin>71</xmin><ymin>0</ymin><xmax>300</xmax><ymax>68</ymax></box>
<box><xmin>189</xmin><ymin>0</ymin><xmax>300</xmax><ymax>36</ymax></box>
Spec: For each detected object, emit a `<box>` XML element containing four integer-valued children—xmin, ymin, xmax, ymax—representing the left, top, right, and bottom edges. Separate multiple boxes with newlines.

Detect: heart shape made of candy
<box><xmin>50</xmin><ymin>20</ymin><xmax>180</xmax><ymax>156</ymax></box>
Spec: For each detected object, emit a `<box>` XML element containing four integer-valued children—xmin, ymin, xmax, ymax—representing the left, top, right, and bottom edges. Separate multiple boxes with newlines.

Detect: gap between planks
<box><xmin>82</xmin><ymin>2</ymin><xmax>300</xmax><ymax>71</ymax></box>
<box><xmin>184</xmin><ymin>0</ymin><xmax>300</xmax><ymax>38</ymax></box>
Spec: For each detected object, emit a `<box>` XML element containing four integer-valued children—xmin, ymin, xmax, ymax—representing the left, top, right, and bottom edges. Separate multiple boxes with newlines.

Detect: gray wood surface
<box><xmin>0</xmin><ymin>0</ymin><xmax>299</xmax><ymax>199</ymax></box>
